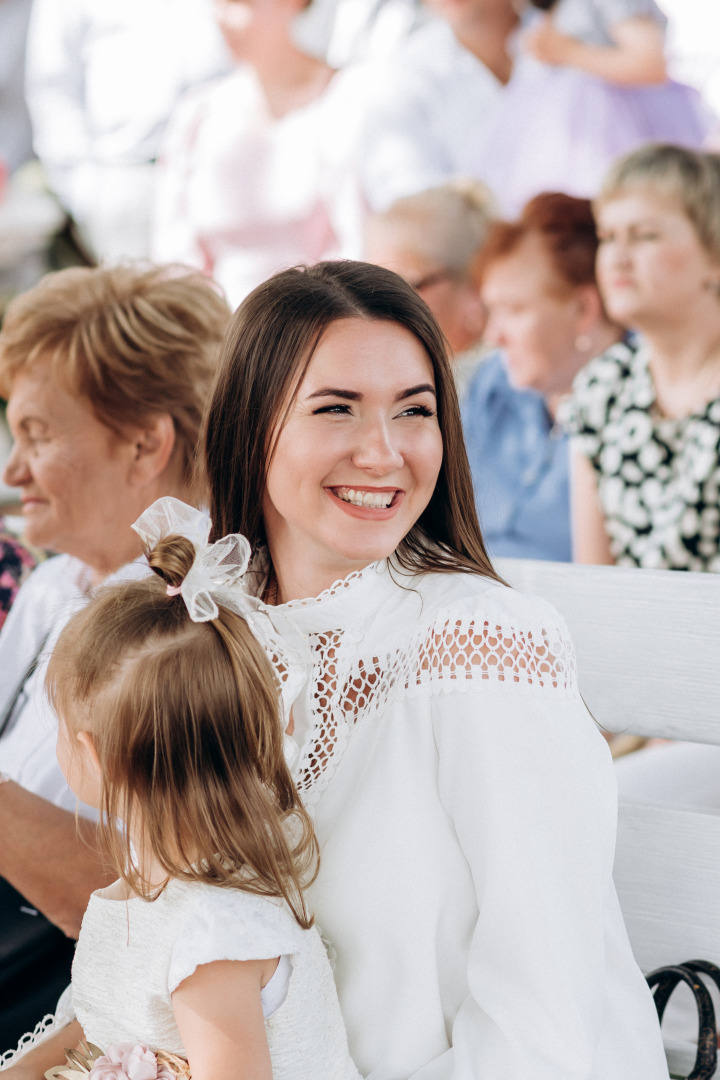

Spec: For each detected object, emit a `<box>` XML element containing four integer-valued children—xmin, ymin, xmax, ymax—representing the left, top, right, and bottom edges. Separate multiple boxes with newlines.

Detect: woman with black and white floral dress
<box><xmin>565</xmin><ymin>144</ymin><xmax>720</xmax><ymax>571</ymax></box>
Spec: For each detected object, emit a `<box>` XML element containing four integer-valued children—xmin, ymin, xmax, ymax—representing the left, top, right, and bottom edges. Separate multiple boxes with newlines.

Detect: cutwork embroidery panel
<box><xmin>294</xmin><ymin>611</ymin><xmax>578</xmax><ymax>805</ymax></box>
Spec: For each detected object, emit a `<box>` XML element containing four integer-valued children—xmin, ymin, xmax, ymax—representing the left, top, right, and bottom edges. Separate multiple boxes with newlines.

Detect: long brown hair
<box><xmin>204</xmin><ymin>260</ymin><xmax>501</xmax><ymax>582</ymax></box>
<box><xmin>46</xmin><ymin>536</ymin><xmax>317</xmax><ymax>927</ymax></box>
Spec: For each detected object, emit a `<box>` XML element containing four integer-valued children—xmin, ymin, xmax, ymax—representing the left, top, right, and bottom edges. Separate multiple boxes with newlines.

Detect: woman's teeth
<box><xmin>334</xmin><ymin>487</ymin><xmax>394</xmax><ymax>508</ymax></box>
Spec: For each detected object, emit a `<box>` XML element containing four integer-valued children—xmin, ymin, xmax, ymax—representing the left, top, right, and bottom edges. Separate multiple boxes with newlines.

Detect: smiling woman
<box><xmin>202</xmin><ymin>260</ymin><xmax>669</xmax><ymax>1080</ymax></box>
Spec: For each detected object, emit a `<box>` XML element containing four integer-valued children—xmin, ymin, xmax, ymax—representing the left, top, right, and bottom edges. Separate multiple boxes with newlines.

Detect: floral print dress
<box><xmin>0</xmin><ymin>523</ymin><xmax>37</xmax><ymax>629</ymax></box>
<box><xmin>563</xmin><ymin>338</ymin><xmax>720</xmax><ymax>571</ymax></box>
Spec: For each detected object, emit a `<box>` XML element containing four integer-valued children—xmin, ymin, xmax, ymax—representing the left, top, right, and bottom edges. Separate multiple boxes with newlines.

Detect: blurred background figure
<box><xmin>152</xmin><ymin>0</ymin><xmax>369</xmax><ymax>306</ymax></box>
<box><xmin>0</xmin><ymin>0</ymin><xmax>33</xmax><ymax>180</ymax></box>
<box><xmin>0</xmin><ymin>522</ymin><xmax>36</xmax><ymax>629</ymax></box>
<box><xmin>364</xmin><ymin>178</ymin><xmax>495</xmax><ymax>399</ymax></box>
<box><xmin>566</xmin><ymin>144</ymin><xmax>720</xmax><ymax>572</ymax></box>
<box><xmin>24</xmin><ymin>0</ymin><xmax>230</xmax><ymax>264</ymax></box>
<box><xmin>359</xmin><ymin>0</ymin><xmax>518</xmax><ymax>212</ymax></box>
<box><xmin>483</xmin><ymin>0</ymin><xmax>714</xmax><ymax>214</ymax></box>
<box><xmin>463</xmin><ymin>192</ymin><xmax>623</xmax><ymax>561</ymax></box>
<box><xmin>0</xmin><ymin>264</ymin><xmax>230</xmax><ymax>1052</ymax></box>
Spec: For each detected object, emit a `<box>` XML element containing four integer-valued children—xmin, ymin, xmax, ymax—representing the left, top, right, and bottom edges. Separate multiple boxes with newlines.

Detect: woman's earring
<box><xmin>575</xmin><ymin>334</ymin><xmax>593</xmax><ymax>353</ymax></box>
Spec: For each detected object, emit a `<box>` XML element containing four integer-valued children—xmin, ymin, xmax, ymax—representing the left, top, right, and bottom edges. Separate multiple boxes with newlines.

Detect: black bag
<box><xmin>647</xmin><ymin>960</ymin><xmax>720</xmax><ymax>1080</ymax></box>
<box><xmin>0</xmin><ymin>876</ymin><xmax>75</xmax><ymax>1058</ymax></box>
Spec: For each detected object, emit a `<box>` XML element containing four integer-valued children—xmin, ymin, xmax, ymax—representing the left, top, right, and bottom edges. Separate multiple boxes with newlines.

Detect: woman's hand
<box><xmin>524</xmin><ymin>15</ymin><xmax>578</xmax><ymax>67</ymax></box>
<box><xmin>525</xmin><ymin>15</ymin><xmax>667</xmax><ymax>86</ymax></box>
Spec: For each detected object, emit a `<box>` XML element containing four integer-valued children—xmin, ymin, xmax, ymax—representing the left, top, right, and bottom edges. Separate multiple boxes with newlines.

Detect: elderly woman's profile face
<box><xmin>596</xmin><ymin>190</ymin><xmax>720</xmax><ymax>328</ymax></box>
<box><xmin>481</xmin><ymin>234</ymin><xmax>590</xmax><ymax>399</ymax></box>
<box><xmin>3</xmin><ymin>359</ymin><xmax>138</xmax><ymax>560</ymax></box>
<box><xmin>262</xmin><ymin>317</ymin><xmax>444</xmax><ymax>586</ymax></box>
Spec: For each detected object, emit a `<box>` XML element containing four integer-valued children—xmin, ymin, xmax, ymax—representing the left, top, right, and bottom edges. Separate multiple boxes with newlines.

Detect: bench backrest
<box><xmin>496</xmin><ymin>559</ymin><xmax>720</xmax><ymax>1074</ymax></box>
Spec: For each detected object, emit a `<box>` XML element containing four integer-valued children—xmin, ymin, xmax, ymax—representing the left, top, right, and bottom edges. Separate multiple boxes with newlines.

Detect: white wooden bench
<box><xmin>496</xmin><ymin>558</ymin><xmax>720</xmax><ymax>1079</ymax></box>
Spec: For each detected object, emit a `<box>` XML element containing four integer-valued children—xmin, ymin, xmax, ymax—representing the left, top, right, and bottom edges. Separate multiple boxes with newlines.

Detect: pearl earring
<box><xmin>575</xmin><ymin>334</ymin><xmax>592</xmax><ymax>353</ymax></box>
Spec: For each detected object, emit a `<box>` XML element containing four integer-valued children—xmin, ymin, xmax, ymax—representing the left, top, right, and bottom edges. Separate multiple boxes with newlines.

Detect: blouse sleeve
<box><xmin>168</xmin><ymin>888</ymin><xmax>305</xmax><ymax>994</ymax></box>
<box><xmin>431</xmin><ymin>596</ymin><xmax>622</xmax><ymax>1077</ymax></box>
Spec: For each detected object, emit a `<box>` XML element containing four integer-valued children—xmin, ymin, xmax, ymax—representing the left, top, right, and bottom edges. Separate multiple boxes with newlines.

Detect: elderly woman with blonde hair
<box><xmin>0</xmin><ymin>264</ymin><xmax>229</xmax><ymax>1056</ymax></box>
<box><xmin>566</xmin><ymin>143</ymin><xmax>720</xmax><ymax>571</ymax></box>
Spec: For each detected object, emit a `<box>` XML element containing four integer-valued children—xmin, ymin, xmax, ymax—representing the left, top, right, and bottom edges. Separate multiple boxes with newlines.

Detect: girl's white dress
<box><xmin>245</xmin><ymin>558</ymin><xmax>670</xmax><ymax>1080</ymax></box>
<box><xmin>69</xmin><ymin>879</ymin><xmax>360</xmax><ymax>1080</ymax></box>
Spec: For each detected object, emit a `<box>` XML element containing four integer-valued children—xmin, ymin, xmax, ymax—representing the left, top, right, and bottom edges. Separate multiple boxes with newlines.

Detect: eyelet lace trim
<box><xmin>279</xmin><ymin>563</ymin><xmax>382</xmax><ymax>610</ymax></box>
<box><xmin>0</xmin><ymin>1013</ymin><xmax>58</xmax><ymax>1069</ymax></box>
<box><xmin>294</xmin><ymin>609</ymin><xmax>577</xmax><ymax>806</ymax></box>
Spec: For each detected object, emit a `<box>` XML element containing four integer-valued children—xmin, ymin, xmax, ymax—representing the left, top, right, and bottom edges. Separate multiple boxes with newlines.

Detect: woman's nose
<box><xmin>351</xmin><ymin>419</ymin><xmax>404</xmax><ymax>474</ymax></box>
<box><xmin>2</xmin><ymin>443</ymin><xmax>29</xmax><ymax>488</ymax></box>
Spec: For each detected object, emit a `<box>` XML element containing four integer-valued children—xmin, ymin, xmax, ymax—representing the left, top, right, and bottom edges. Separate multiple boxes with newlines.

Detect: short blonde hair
<box><xmin>0</xmin><ymin>264</ymin><xmax>231</xmax><ymax>491</ymax></box>
<box><xmin>365</xmin><ymin>179</ymin><xmax>497</xmax><ymax>278</ymax></box>
<box><xmin>596</xmin><ymin>144</ymin><xmax>720</xmax><ymax>262</ymax></box>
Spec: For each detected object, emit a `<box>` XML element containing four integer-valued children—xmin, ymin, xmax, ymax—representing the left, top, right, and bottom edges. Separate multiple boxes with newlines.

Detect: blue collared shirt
<box><xmin>461</xmin><ymin>352</ymin><xmax>571</xmax><ymax>562</ymax></box>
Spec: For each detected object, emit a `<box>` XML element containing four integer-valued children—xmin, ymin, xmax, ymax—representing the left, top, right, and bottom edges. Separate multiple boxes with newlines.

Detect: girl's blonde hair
<box><xmin>46</xmin><ymin>536</ymin><xmax>317</xmax><ymax>928</ymax></box>
<box><xmin>595</xmin><ymin>143</ymin><xmax>720</xmax><ymax>263</ymax></box>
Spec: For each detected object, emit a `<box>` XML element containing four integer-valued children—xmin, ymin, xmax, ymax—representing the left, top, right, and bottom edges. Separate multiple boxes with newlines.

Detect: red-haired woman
<box><xmin>462</xmin><ymin>192</ymin><xmax>623</xmax><ymax>561</ymax></box>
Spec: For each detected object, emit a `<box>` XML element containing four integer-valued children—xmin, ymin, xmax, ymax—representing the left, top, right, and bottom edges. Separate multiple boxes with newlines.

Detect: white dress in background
<box><xmin>70</xmin><ymin>879</ymin><xmax>360</xmax><ymax>1080</ymax></box>
<box><xmin>358</xmin><ymin>18</ymin><xmax>503</xmax><ymax>212</ymax></box>
<box><xmin>152</xmin><ymin>65</ymin><xmax>369</xmax><ymax>307</ymax></box>
<box><xmin>244</xmin><ymin>558</ymin><xmax>670</xmax><ymax>1079</ymax></box>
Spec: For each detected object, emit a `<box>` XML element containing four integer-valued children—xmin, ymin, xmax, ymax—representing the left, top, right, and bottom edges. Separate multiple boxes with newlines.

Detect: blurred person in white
<box><xmin>0</xmin><ymin>266</ymin><xmax>229</xmax><ymax>1056</ymax></box>
<box><xmin>364</xmin><ymin>178</ymin><xmax>495</xmax><ymax>401</ymax></box>
<box><xmin>152</xmin><ymin>0</ymin><xmax>370</xmax><ymax>307</ymax></box>
<box><xmin>24</xmin><ymin>0</ymin><xmax>230</xmax><ymax>263</ymax></box>
<box><xmin>0</xmin><ymin>0</ymin><xmax>33</xmax><ymax>180</ymax></box>
<box><xmin>359</xmin><ymin>0</ymin><xmax>518</xmax><ymax>213</ymax></box>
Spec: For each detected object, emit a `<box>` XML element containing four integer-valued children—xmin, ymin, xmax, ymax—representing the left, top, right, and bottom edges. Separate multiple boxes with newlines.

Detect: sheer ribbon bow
<box><xmin>131</xmin><ymin>498</ymin><xmax>312</xmax><ymax>765</ymax></box>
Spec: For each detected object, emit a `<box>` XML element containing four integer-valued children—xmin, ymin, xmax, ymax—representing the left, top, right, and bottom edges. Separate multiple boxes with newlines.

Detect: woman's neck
<box><xmin>453</xmin><ymin>8</ymin><xmax>518</xmax><ymax>84</ymax></box>
<box><xmin>246</xmin><ymin>39</ymin><xmax>334</xmax><ymax>119</ymax></box>
<box><xmin>643</xmin><ymin>314</ymin><xmax>720</xmax><ymax>419</ymax></box>
<box><xmin>86</xmin><ymin>478</ymin><xmax>197</xmax><ymax>588</ymax></box>
<box><xmin>268</xmin><ymin>553</ymin><xmax>377</xmax><ymax>604</ymax></box>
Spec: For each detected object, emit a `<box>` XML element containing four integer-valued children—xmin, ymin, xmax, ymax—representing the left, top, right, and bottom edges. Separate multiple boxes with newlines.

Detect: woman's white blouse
<box><xmin>249</xmin><ymin>559</ymin><xmax>669</xmax><ymax>1080</ymax></box>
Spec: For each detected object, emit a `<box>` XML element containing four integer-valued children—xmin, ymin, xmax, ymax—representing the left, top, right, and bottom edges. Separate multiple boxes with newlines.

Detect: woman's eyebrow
<box><xmin>306</xmin><ymin>384</ymin><xmax>436</xmax><ymax>401</ymax></box>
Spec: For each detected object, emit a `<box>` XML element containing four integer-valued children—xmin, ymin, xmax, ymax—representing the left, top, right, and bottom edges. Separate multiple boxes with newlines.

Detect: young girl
<box><xmin>483</xmin><ymin>0</ymin><xmax>713</xmax><ymax>214</ymax></box>
<box><xmin>38</xmin><ymin>498</ymin><xmax>361</xmax><ymax>1080</ymax></box>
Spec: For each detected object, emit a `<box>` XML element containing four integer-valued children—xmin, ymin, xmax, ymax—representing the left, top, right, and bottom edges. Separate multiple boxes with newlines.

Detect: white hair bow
<box><xmin>131</xmin><ymin>498</ymin><xmax>313</xmax><ymax>760</ymax></box>
<box><xmin>132</xmin><ymin>497</ymin><xmax>253</xmax><ymax>623</ymax></box>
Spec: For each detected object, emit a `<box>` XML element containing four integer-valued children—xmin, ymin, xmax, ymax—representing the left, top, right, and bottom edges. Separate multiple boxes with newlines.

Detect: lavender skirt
<box><xmin>482</xmin><ymin>61</ymin><xmax>715</xmax><ymax>215</ymax></box>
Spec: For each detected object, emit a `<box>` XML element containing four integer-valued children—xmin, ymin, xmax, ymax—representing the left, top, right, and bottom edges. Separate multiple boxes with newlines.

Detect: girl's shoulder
<box><xmin>165</xmin><ymin>881</ymin><xmax>308</xmax><ymax>994</ymax></box>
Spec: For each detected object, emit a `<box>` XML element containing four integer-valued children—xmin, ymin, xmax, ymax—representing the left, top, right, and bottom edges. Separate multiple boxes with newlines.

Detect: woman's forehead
<box><xmin>297</xmin><ymin>318</ymin><xmax>436</xmax><ymax>392</ymax></box>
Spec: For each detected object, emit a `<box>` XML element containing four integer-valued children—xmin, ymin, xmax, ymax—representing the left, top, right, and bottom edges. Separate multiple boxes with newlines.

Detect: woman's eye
<box><xmin>312</xmin><ymin>403</ymin><xmax>352</xmax><ymax>415</ymax></box>
<box><xmin>398</xmin><ymin>404</ymin><xmax>435</xmax><ymax>418</ymax></box>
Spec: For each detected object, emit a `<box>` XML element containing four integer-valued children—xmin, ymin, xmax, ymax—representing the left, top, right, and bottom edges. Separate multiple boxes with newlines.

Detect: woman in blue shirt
<box><xmin>462</xmin><ymin>192</ymin><xmax>623</xmax><ymax>561</ymax></box>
